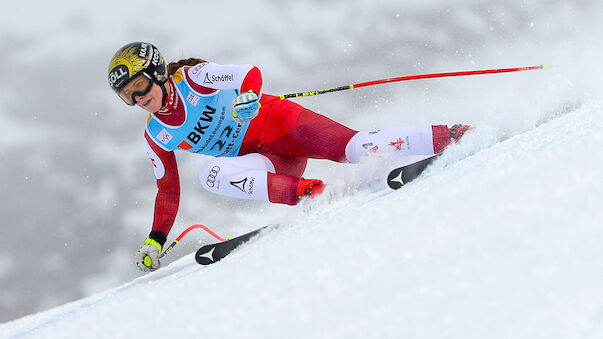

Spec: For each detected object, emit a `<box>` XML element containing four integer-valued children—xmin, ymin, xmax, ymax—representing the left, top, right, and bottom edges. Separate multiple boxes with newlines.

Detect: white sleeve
<box><xmin>187</xmin><ymin>62</ymin><xmax>254</xmax><ymax>90</ymax></box>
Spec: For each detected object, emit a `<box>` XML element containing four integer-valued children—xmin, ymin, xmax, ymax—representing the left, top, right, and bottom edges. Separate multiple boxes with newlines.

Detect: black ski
<box><xmin>195</xmin><ymin>226</ymin><xmax>269</xmax><ymax>265</ymax></box>
<box><xmin>386</xmin><ymin>154</ymin><xmax>441</xmax><ymax>190</ymax></box>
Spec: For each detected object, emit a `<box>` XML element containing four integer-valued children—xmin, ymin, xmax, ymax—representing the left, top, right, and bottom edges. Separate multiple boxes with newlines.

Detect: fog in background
<box><xmin>1</xmin><ymin>0</ymin><xmax>601</xmax><ymax>322</ymax></box>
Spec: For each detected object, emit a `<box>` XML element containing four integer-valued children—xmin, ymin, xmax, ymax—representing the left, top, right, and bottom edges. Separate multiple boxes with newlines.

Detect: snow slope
<box><xmin>2</xmin><ymin>102</ymin><xmax>602</xmax><ymax>338</ymax></box>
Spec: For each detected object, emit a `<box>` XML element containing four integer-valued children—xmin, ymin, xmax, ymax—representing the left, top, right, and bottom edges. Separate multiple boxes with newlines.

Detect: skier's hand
<box><xmin>134</xmin><ymin>238</ymin><xmax>162</xmax><ymax>272</ymax></box>
<box><xmin>231</xmin><ymin>90</ymin><xmax>260</xmax><ymax>123</ymax></box>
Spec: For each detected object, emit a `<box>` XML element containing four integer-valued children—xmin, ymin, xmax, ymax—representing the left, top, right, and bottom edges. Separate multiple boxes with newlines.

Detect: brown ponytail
<box><xmin>167</xmin><ymin>58</ymin><xmax>208</xmax><ymax>76</ymax></box>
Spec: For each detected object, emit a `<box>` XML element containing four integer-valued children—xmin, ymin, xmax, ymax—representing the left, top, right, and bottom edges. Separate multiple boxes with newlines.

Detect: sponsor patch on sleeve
<box><xmin>157</xmin><ymin>128</ymin><xmax>173</xmax><ymax>145</ymax></box>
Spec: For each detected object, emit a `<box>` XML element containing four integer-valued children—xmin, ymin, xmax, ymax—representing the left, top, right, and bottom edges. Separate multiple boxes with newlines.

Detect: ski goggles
<box><xmin>117</xmin><ymin>72</ymin><xmax>154</xmax><ymax>106</ymax></box>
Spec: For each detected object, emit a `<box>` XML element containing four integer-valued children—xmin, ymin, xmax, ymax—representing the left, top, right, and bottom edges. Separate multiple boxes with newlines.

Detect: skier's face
<box><xmin>135</xmin><ymin>82</ymin><xmax>165</xmax><ymax>113</ymax></box>
<box><xmin>118</xmin><ymin>72</ymin><xmax>154</xmax><ymax>106</ymax></box>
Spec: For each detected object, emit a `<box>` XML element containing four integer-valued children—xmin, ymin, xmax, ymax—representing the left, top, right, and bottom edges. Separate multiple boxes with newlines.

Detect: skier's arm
<box><xmin>144</xmin><ymin>132</ymin><xmax>180</xmax><ymax>247</ymax></box>
<box><xmin>136</xmin><ymin>133</ymin><xmax>180</xmax><ymax>272</ymax></box>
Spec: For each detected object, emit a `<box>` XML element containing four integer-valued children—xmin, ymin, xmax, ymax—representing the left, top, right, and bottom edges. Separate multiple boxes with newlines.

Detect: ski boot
<box><xmin>297</xmin><ymin>178</ymin><xmax>325</xmax><ymax>200</ymax></box>
<box><xmin>449</xmin><ymin>124</ymin><xmax>472</xmax><ymax>142</ymax></box>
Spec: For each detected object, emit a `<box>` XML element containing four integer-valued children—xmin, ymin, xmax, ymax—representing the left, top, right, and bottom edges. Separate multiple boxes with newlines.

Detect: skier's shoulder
<box><xmin>173</xmin><ymin>62</ymin><xmax>207</xmax><ymax>83</ymax></box>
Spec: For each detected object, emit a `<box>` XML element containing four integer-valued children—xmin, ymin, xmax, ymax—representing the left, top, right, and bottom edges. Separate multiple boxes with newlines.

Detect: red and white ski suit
<box><xmin>144</xmin><ymin>63</ymin><xmax>453</xmax><ymax>243</ymax></box>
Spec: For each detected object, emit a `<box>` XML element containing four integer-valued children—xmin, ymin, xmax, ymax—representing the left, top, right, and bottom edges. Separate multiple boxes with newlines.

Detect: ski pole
<box><xmin>262</xmin><ymin>64</ymin><xmax>548</xmax><ymax>105</ymax></box>
<box><xmin>159</xmin><ymin>224</ymin><xmax>227</xmax><ymax>258</ymax></box>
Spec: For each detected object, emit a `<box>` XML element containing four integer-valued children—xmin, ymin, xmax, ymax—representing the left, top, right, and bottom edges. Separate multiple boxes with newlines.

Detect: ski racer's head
<box><xmin>108</xmin><ymin>42</ymin><xmax>169</xmax><ymax>112</ymax></box>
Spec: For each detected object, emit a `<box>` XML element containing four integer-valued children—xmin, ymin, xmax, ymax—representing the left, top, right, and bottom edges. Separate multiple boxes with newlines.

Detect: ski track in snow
<box><xmin>2</xmin><ymin>102</ymin><xmax>602</xmax><ymax>338</ymax></box>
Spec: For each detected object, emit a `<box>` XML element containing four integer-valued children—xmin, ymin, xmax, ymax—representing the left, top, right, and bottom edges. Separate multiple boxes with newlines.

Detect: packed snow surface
<box><xmin>2</xmin><ymin>103</ymin><xmax>602</xmax><ymax>338</ymax></box>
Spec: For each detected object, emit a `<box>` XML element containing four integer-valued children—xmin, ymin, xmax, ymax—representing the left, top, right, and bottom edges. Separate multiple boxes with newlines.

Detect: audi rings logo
<box><xmin>206</xmin><ymin>166</ymin><xmax>220</xmax><ymax>187</ymax></box>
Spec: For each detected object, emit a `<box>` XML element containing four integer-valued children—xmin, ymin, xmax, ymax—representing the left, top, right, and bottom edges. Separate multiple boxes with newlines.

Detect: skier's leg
<box><xmin>199</xmin><ymin>153</ymin><xmax>313</xmax><ymax>205</ymax></box>
<box><xmin>245</xmin><ymin>98</ymin><xmax>467</xmax><ymax>164</ymax></box>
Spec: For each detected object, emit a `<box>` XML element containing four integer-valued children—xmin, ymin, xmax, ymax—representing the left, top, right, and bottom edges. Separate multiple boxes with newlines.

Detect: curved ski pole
<box><xmin>159</xmin><ymin>224</ymin><xmax>227</xmax><ymax>258</ymax></box>
<box><xmin>262</xmin><ymin>64</ymin><xmax>548</xmax><ymax>105</ymax></box>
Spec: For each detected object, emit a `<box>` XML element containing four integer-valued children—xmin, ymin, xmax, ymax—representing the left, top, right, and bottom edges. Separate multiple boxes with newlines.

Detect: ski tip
<box><xmin>541</xmin><ymin>64</ymin><xmax>550</xmax><ymax>70</ymax></box>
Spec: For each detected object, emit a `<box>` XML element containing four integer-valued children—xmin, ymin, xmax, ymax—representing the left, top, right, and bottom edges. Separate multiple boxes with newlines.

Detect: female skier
<box><xmin>107</xmin><ymin>42</ymin><xmax>469</xmax><ymax>271</ymax></box>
